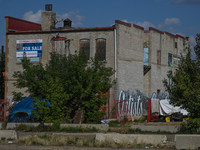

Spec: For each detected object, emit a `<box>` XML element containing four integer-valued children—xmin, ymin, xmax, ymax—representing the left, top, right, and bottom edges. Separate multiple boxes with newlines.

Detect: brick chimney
<box><xmin>41</xmin><ymin>4</ymin><xmax>56</xmax><ymax>31</ymax></box>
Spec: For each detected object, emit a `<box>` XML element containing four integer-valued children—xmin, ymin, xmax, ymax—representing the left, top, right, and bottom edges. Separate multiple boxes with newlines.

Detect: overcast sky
<box><xmin>0</xmin><ymin>0</ymin><xmax>199</xmax><ymax>59</ymax></box>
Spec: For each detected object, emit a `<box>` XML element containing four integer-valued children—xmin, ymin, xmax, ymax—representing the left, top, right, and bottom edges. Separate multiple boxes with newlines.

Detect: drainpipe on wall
<box><xmin>114</xmin><ymin>29</ymin><xmax>117</xmax><ymax>80</ymax></box>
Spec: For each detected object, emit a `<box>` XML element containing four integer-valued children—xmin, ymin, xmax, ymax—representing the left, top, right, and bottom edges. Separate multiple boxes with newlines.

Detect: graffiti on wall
<box><xmin>117</xmin><ymin>90</ymin><xmax>168</xmax><ymax>116</ymax></box>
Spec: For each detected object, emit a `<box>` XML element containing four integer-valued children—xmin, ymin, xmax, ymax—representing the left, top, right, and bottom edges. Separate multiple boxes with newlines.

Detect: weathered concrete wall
<box><xmin>0</xmin><ymin>130</ymin><xmax>17</xmax><ymax>140</ymax></box>
<box><xmin>115</xmin><ymin>23</ymin><xmax>144</xmax><ymax>93</ymax></box>
<box><xmin>175</xmin><ymin>134</ymin><xmax>200</xmax><ymax>150</ymax></box>
<box><xmin>131</xmin><ymin>125</ymin><xmax>180</xmax><ymax>133</ymax></box>
<box><xmin>146</xmin><ymin>30</ymin><xmax>186</xmax><ymax>95</ymax></box>
<box><xmin>96</xmin><ymin>133</ymin><xmax>167</xmax><ymax>145</ymax></box>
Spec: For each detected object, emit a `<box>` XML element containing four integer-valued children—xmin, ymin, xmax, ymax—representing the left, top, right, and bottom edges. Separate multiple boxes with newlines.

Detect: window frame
<box><xmin>79</xmin><ymin>39</ymin><xmax>90</xmax><ymax>60</ymax></box>
<box><xmin>157</xmin><ymin>50</ymin><xmax>161</xmax><ymax>65</ymax></box>
<box><xmin>96</xmin><ymin>38</ymin><xmax>106</xmax><ymax>61</ymax></box>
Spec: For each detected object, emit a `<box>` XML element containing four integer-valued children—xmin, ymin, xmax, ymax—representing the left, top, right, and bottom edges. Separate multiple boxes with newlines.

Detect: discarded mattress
<box><xmin>159</xmin><ymin>99</ymin><xmax>188</xmax><ymax>116</ymax></box>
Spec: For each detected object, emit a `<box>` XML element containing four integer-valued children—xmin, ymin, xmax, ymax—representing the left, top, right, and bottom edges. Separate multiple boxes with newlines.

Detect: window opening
<box><xmin>157</xmin><ymin>50</ymin><xmax>161</xmax><ymax>65</ymax></box>
<box><xmin>175</xmin><ymin>42</ymin><xmax>177</xmax><ymax>48</ymax></box>
<box><xmin>80</xmin><ymin>39</ymin><xmax>90</xmax><ymax>60</ymax></box>
<box><xmin>144</xmin><ymin>48</ymin><xmax>149</xmax><ymax>66</ymax></box>
<box><xmin>168</xmin><ymin>53</ymin><xmax>172</xmax><ymax>67</ymax></box>
<box><xmin>96</xmin><ymin>39</ymin><xmax>106</xmax><ymax>61</ymax></box>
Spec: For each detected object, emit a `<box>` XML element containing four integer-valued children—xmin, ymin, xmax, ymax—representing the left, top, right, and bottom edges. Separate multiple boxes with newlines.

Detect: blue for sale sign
<box><xmin>16</xmin><ymin>39</ymin><xmax>42</xmax><ymax>57</ymax></box>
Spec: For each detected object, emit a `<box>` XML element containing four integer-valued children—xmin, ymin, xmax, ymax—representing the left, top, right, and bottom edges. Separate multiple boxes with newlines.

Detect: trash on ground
<box><xmin>101</xmin><ymin>119</ymin><xmax>109</xmax><ymax>124</ymax></box>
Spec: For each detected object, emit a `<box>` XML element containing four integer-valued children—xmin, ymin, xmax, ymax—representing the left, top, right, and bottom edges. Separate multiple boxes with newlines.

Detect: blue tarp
<box><xmin>8</xmin><ymin>97</ymin><xmax>50</xmax><ymax>122</ymax></box>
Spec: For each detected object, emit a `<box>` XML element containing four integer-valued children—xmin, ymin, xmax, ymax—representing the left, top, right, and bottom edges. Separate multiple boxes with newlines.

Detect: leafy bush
<box><xmin>163</xmin><ymin>33</ymin><xmax>200</xmax><ymax>119</ymax></box>
<box><xmin>109</xmin><ymin>120</ymin><xmax>120</xmax><ymax>127</ymax></box>
<box><xmin>177</xmin><ymin>118</ymin><xmax>200</xmax><ymax>134</ymax></box>
<box><xmin>2</xmin><ymin>121</ymin><xmax>7</xmax><ymax>129</ymax></box>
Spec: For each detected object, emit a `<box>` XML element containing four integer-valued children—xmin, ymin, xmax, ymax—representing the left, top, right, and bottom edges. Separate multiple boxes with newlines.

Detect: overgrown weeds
<box><xmin>177</xmin><ymin>118</ymin><xmax>200</xmax><ymax>134</ymax></box>
<box><xmin>17</xmin><ymin>134</ymin><xmax>168</xmax><ymax>148</ymax></box>
<box><xmin>128</xmin><ymin>128</ymin><xmax>173</xmax><ymax>134</ymax></box>
<box><xmin>17</xmin><ymin>134</ymin><xmax>151</xmax><ymax>148</ymax></box>
<box><xmin>109</xmin><ymin>120</ymin><xmax>120</xmax><ymax>127</ymax></box>
<box><xmin>15</xmin><ymin>123</ymin><xmax>99</xmax><ymax>133</ymax></box>
<box><xmin>1</xmin><ymin>121</ymin><xmax>7</xmax><ymax>129</ymax></box>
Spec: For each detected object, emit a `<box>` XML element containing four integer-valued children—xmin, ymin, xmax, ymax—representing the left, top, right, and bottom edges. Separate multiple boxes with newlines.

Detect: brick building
<box><xmin>4</xmin><ymin>7</ymin><xmax>189</xmax><ymax>116</ymax></box>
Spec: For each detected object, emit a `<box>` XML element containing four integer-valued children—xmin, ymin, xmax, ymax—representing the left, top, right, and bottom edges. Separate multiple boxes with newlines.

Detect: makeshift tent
<box><xmin>159</xmin><ymin>99</ymin><xmax>188</xmax><ymax>116</ymax></box>
<box><xmin>8</xmin><ymin>97</ymin><xmax>50</xmax><ymax>123</ymax></box>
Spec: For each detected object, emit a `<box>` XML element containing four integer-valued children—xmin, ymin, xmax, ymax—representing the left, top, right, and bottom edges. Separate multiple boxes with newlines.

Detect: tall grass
<box><xmin>17</xmin><ymin>134</ymin><xmax>174</xmax><ymax>148</ymax></box>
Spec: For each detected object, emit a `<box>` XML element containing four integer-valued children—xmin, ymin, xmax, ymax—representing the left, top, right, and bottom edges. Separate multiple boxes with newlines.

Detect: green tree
<box><xmin>163</xmin><ymin>33</ymin><xmax>200</xmax><ymax>119</ymax></box>
<box><xmin>13</xmin><ymin>51</ymin><xmax>115</xmax><ymax>123</ymax></box>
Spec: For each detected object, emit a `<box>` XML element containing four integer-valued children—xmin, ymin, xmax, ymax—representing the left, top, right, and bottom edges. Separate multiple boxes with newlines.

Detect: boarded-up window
<box><xmin>52</xmin><ymin>39</ymin><xmax>66</xmax><ymax>55</ymax></box>
<box><xmin>80</xmin><ymin>39</ymin><xmax>90</xmax><ymax>60</ymax></box>
<box><xmin>157</xmin><ymin>50</ymin><xmax>161</xmax><ymax>65</ymax></box>
<box><xmin>96</xmin><ymin>39</ymin><xmax>106</xmax><ymax>61</ymax></box>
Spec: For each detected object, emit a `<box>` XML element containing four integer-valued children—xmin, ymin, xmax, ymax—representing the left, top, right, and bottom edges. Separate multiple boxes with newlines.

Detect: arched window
<box><xmin>79</xmin><ymin>39</ymin><xmax>90</xmax><ymax>60</ymax></box>
<box><xmin>96</xmin><ymin>38</ymin><xmax>106</xmax><ymax>61</ymax></box>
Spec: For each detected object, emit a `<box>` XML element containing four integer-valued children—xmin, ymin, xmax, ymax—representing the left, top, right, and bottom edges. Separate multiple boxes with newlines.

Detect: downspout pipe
<box><xmin>114</xmin><ymin>29</ymin><xmax>116</xmax><ymax>80</ymax></box>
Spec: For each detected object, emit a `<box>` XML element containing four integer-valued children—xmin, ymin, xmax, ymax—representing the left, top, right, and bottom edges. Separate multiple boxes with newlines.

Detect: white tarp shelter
<box><xmin>151</xmin><ymin>99</ymin><xmax>188</xmax><ymax>116</ymax></box>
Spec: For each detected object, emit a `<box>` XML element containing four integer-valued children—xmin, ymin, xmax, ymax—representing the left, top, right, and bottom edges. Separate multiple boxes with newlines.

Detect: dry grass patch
<box><xmin>16</xmin><ymin>134</ymin><xmax>174</xmax><ymax>149</ymax></box>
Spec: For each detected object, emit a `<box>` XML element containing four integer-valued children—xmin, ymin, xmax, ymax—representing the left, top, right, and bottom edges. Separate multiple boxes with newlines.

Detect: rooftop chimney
<box><xmin>41</xmin><ymin>4</ymin><xmax>56</xmax><ymax>31</ymax></box>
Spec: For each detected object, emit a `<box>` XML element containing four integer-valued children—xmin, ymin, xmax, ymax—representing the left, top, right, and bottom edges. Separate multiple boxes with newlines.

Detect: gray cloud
<box><xmin>135</xmin><ymin>21</ymin><xmax>155</xmax><ymax>30</ymax></box>
<box><xmin>58</xmin><ymin>10</ymin><xmax>85</xmax><ymax>27</ymax></box>
<box><xmin>23</xmin><ymin>9</ymin><xmax>85</xmax><ymax>27</ymax></box>
<box><xmin>23</xmin><ymin>10</ymin><xmax>42</xmax><ymax>23</ymax></box>
<box><xmin>172</xmin><ymin>0</ymin><xmax>200</xmax><ymax>5</ymax></box>
<box><xmin>158</xmin><ymin>18</ymin><xmax>181</xmax><ymax>29</ymax></box>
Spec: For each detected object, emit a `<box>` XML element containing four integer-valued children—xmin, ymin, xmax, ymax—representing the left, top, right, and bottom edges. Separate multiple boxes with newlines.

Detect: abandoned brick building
<box><xmin>4</xmin><ymin>6</ymin><xmax>189</xmax><ymax>115</ymax></box>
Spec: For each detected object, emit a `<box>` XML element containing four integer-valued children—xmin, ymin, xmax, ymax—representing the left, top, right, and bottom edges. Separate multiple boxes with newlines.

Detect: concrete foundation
<box><xmin>0</xmin><ymin>130</ymin><xmax>17</xmax><ymax>140</ymax></box>
<box><xmin>130</xmin><ymin>125</ymin><xmax>180</xmax><ymax>133</ymax></box>
<box><xmin>95</xmin><ymin>133</ymin><xmax>167</xmax><ymax>145</ymax></box>
<box><xmin>175</xmin><ymin>134</ymin><xmax>200</xmax><ymax>150</ymax></box>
